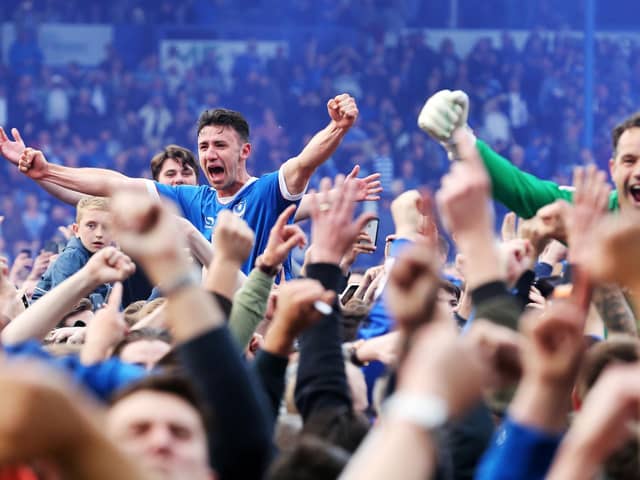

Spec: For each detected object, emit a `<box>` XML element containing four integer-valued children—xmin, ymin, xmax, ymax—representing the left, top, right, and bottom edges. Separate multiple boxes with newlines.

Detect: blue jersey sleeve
<box><xmin>151</xmin><ymin>181</ymin><xmax>210</xmax><ymax>234</ymax></box>
<box><xmin>475</xmin><ymin>416</ymin><xmax>564</xmax><ymax>480</ymax></box>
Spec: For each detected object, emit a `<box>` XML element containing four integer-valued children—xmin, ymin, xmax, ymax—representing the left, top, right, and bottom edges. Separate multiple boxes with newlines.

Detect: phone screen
<box><xmin>340</xmin><ymin>283</ymin><xmax>359</xmax><ymax>305</ymax></box>
<box><xmin>359</xmin><ymin>218</ymin><xmax>379</xmax><ymax>246</ymax></box>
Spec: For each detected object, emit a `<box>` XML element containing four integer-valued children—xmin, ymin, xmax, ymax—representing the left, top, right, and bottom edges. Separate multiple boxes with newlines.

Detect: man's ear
<box><xmin>608</xmin><ymin>156</ymin><xmax>615</xmax><ymax>177</ymax></box>
<box><xmin>71</xmin><ymin>223</ymin><xmax>80</xmax><ymax>236</ymax></box>
<box><xmin>240</xmin><ymin>142</ymin><xmax>251</xmax><ymax>162</ymax></box>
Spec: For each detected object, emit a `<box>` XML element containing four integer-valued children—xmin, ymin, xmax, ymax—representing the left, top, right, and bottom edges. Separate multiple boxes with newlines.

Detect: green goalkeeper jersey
<box><xmin>476</xmin><ymin>139</ymin><xmax>620</xmax><ymax>218</ymax></box>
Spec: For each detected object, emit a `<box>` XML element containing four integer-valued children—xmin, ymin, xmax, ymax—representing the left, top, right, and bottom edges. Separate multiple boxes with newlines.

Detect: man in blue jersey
<box><xmin>12</xmin><ymin>93</ymin><xmax>359</xmax><ymax>276</ymax></box>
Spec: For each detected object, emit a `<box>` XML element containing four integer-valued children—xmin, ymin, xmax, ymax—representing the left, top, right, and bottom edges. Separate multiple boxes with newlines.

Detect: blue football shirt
<box><xmin>147</xmin><ymin>167</ymin><xmax>304</xmax><ymax>277</ymax></box>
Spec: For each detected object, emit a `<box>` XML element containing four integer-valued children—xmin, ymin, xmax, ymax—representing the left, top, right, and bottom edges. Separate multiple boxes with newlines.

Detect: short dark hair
<box><xmin>150</xmin><ymin>145</ymin><xmax>199</xmax><ymax>181</ymax></box>
<box><xmin>197</xmin><ymin>108</ymin><xmax>250</xmax><ymax>142</ymax></box>
<box><xmin>302</xmin><ymin>407</ymin><xmax>370</xmax><ymax>454</ymax></box>
<box><xmin>612</xmin><ymin>112</ymin><xmax>640</xmax><ymax>155</ymax></box>
<box><xmin>576</xmin><ymin>337</ymin><xmax>640</xmax><ymax>398</ymax></box>
<box><xmin>111</xmin><ymin>327</ymin><xmax>172</xmax><ymax>358</ymax></box>
<box><xmin>439</xmin><ymin>279</ymin><xmax>461</xmax><ymax>303</ymax></box>
<box><xmin>267</xmin><ymin>434</ymin><xmax>350</xmax><ymax>480</ymax></box>
<box><xmin>110</xmin><ymin>372</ymin><xmax>211</xmax><ymax>431</ymax></box>
<box><xmin>57</xmin><ymin>297</ymin><xmax>93</xmax><ymax>328</ymax></box>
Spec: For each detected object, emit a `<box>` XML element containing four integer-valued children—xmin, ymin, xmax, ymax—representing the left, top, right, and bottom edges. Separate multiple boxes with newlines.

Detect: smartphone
<box><xmin>340</xmin><ymin>283</ymin><xmax>360</xmax><ymax>305</ymax></box>
<box><xmin>359</xmin><ymin>217</ymin><xmax>379</xmax><ymax>246</ymax></box>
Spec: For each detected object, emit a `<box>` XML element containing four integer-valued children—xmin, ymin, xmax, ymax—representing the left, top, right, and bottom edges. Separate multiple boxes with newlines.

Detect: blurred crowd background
<box><xmin>1</xmin><ymin>0</ymin><xmax>639</xmax><ymax>267</ymax></box>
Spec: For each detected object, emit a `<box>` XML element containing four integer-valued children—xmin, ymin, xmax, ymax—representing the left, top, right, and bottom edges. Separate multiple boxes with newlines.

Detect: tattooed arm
<box><xmin>592</xmin><ymin>284</ymin><xmax>637</xmax><ymax>337</ymax></box>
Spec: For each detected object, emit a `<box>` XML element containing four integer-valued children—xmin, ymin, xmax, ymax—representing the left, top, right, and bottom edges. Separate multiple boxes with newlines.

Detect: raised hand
<box><xmin>436</xmin><ymin>129</ymin><xmax>493</xmax><ymax>243</ymax></box>
<box><xmin>519</xmin><ymin>300</ymin><xmax>586</xmax><ymax>386</ymax></box>
<box><xmin>84</xmin><ymin>246</ymin><xmax>136</xmax><ymax>285</ymax></box>
<box><xmin>0</xmin><ymin>127</ymin><xmax>26</xmax><ymax>165</ymax></box>
<box><xmin>339</xmin><ymin>232</ymin><xmax>376</xmax><ymax>274</ymax></box>
<box><xmin>260</xmin><ymin>204</ymin><xmax>306</xmax><ymax>269</ymax></box>
<box><xmin>264</xmin><ymin>278</ymin><xmax>335</xmax><ymax>356</ymax></box>
<box><xmin>26</xmin><ymin>250</ymin><xmax>55</xmax><ymax>282</ymax></box>
<box><xmin>110</xmin><ymin>191</ymin><xmax>188</xmax><ymax>280</ymax></box>
<box><xmin>345</xmin><ymin>165</ymin><xmax>383</xmax><ymax>201</ymax></box>
<box><xmin>386</xmin><ymin>243</ymin><xmax>441</xmax><ymax>330</ymax></box>
<box><xmin>8</xmin><ymin>252</ymin><xmax>33</xmax><ymax>286</ymax></box>
<box><xmin>583</xmin><ymin>212</ymin><xmax>640</xmax><ymax>292</ymax></box>
<box><xmin>18</xmin><ymin>147</ymin><xmax>49</xmax><ymax>179</ymax></box>
<box><xmin>308</xmin><ymin>175</ymin><xmax>375</xmax><ymax>265</ymax></box>
<box><xmin>463</xmin><ymin>319</ymin><xmax>522</xmax><ymax>388</ymax></box>
<box><xmin>82</xmin><ymin>282</ymin><xmax>128</xmax><ymax>364</ymax></box>
<box><xmin>327</xmin><ymin>93</ymin><xmax>359</xmax><ymax>130</ymax></box>
<box><xmin>567</xmin><ymin>165</ymin><xmax>612</xmax><ymax>265</ymax></box>
<box><xmin>213</xmin><ymin>210</ymin><xmax>255</xmax><ymax>267</ymax></box>
<box><xmin>417</xmin><ymin>89</ymin><xmax>470</xmax><ymax>143</ymax></box>
<box><xmin>499</xmin><ymin>238</ymin><xmax>535</xmax><ymax>286</ymax></box>
<box><xmin>501</xmin><ymin>212</ymin><xmax>518</xmax><ymax>242</ymax></box>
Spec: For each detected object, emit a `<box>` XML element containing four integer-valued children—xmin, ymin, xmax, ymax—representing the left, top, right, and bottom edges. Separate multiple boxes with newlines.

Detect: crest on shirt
<box><xmin>232</xmin><ymin>199</ymin><xmax>247</xmax><ymax>217</ymax></box>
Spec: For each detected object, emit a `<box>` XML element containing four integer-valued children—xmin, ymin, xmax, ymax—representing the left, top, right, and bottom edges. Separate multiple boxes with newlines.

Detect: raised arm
<box><xmin>282</xmin><ymin>94</ymin><xmax>358</xmax><ymax>196</ymax></box>
<box><xmin>418</xmin><ymin>90</ymin><xmax>575</xmax><ymax>219</ymax></box>
<box><xmin>227</xmin><ymin>204</ymin><xmax>305</xmax><ymax>347</ymax></box>
<box><xmin>1</xmin><ymin>247</ymin><xmax>135</xmax><ymax>345</ymax></box>
<box><xmin>294</xmin><ymin>165</ymin><xmax>382</xmax><ymax>222</ymax></box>
<box><xmin>18</xmin><ymin>146</ymin><xmax>148</xmax><ymax>197</ymax></box>
<box><xmin>0</xmin><ymin>127</ymin><xmax>89</xmax><ymax>205</ymax></box>
<box><xmin>110</xmin><ymin>190</ymin><xmax>273</xmax><ymax>480</ymax></box>
<box><xmin>295</xmin><ymin>175</ymin><xmax>374</xmax><ymax>419</ymax></box>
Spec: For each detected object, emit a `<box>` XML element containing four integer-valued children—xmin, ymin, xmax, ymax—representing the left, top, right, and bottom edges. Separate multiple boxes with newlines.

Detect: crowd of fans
<box><xmin>4</xmin><ymin>20</ymin><xmax>640</xmax><ymax>262</ymax></box>
<box><xmin>0</xmin><ymin>0</ymin><xmax>595</xmax><ymax>29</ymax></box>
<box><xmin>2</xmin><ymin>6</ymin><xmax>640</xmax><ymax>479</ymax></box>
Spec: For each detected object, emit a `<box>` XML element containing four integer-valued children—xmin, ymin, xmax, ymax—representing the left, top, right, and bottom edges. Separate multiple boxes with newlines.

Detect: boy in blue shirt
<box><xmin>33</xmin><ymin>196</ymin><xmax>112</xmax><ymax>307</ymax></box>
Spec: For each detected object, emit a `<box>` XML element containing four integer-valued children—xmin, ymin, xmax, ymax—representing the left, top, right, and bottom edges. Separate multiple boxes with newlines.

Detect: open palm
<box><xmin>0</xmin><ymin>127</ymin><xmax>26</xmax><ymax>165</ymax></box>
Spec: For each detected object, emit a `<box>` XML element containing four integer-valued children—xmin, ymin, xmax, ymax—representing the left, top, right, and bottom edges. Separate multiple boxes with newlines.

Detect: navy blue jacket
<box><xmin>32</xmin><ymin>237</ymin><xmax>110</xmax><ymax>308</ymax></box>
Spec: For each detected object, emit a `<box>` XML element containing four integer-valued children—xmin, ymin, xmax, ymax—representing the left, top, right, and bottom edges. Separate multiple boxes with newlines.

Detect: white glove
<box><xmin>417</xmin><ymin>89</ymin><xmax>474</xmax><ymax>160</ymax></box>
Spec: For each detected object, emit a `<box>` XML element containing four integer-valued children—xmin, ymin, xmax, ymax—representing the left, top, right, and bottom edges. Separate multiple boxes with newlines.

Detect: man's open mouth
<box><xmin>630</xmin><ymin>185</ymin><xmax>640</xmax><ymax>202</ymax></box>
<box><xmin>208</xmin><ymin>166</ymin><xmax>224</xmax><ymax>176</ymax></box>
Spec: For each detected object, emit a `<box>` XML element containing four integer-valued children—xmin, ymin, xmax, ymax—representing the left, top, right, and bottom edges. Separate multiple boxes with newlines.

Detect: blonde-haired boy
<box><xmin>32</xmin><ymin>196</ymin><xmax>113</xmax><ymax>307</ymax></box>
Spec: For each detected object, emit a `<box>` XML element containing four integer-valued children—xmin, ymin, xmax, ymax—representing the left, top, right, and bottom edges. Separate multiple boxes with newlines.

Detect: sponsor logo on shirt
<box><xmin>205</xmin><ymin>216</ymin><xmax>215</xmax><ymax>229</ymax></box>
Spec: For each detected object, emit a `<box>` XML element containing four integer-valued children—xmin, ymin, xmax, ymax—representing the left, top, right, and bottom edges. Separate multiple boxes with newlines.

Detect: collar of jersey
<box><xmin>215</xmin><ymin>176</ymin><xmax>258</xmax><ymax>205</ymax></box>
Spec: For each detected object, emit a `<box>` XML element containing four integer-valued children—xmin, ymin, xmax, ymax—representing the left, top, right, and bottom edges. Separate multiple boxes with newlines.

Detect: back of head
<box><xmin>197</xmin><ymin>108</ymin><xmax>250</xmax><ymax>142</ymax></box>
<box><xmin>576</xmin><ymin>336</ymin><xmax>640</xmax><ymax>399</ymax></box>
<box><xmin>576</xmin><ymin>337</ymin><xmax>640</xmax><ymax>480</ymax></box>
<box><xmin>267</xmin><ymin>435</ymin><xmax>350</xmax><ymax>480</ymax></box>
<box><xmin>111</xmin><ymin>327</ymin><xmax>172</xmax><ymax>358</ymax></box>
<box><xmin>302</xmin><ymin>407</ymin><xmax>370</xmax><ymax>454</ymax></box>
<box><xmin>76</xmin><ymin>196</ymin><xmax>110</xmax><ymax>223</ymax></box>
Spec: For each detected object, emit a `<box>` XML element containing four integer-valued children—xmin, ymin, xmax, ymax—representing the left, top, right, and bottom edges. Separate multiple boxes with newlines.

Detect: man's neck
<box><xmin>217</xmin><ymin>175</ymin><xmax>252</xmax><ymax>198</ymax></box>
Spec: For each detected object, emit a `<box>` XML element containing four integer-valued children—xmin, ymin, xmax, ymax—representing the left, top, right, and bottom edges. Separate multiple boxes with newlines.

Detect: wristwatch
<box><xmin>383</xmin><ymin>392</ymin><xmax>449</xmax><ymax>431</ymax></box>
<box><xmin>349</xmin><ymin>343</ymin><xmax>368</xmax><ymax>367</ymax></box>
<box><xmin>255</xmin><ymin>254</ymin><xmax>281</xmax><ymax>277</ymax></box>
